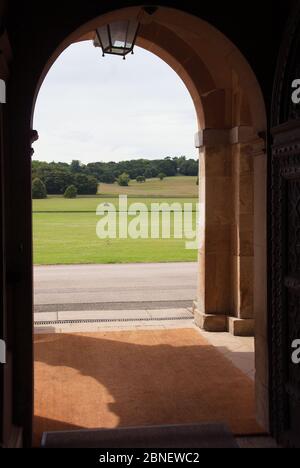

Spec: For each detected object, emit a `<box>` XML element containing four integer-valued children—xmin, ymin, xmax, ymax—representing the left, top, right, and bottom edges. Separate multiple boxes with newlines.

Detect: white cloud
<box><xmin>33</xmin><ymin>42</ymin><xmax>198</xmax><ymax>163</ymax></box>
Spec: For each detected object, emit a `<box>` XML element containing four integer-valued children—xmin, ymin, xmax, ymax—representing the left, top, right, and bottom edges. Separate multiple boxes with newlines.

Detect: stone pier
<box><xmin>193</xmin><ymin>126</ymin><xmax>264</xmax><ymax>336</ymax></box>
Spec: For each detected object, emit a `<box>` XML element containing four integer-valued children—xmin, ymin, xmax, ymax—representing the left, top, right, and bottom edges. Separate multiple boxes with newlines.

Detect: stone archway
<box><xmin>3</xmin><ymin>4</ymin><xmax>270</xmax><ymax>445</ymax></box>
<box><xmin>32</xmin><ymin>7</ymin><xmax>267</xmax><ymax>336</ymax></box>
<box><xmin>31</xmin><ymin>6</ymin><xmax>268</xmax><ymax>429</ymax></box>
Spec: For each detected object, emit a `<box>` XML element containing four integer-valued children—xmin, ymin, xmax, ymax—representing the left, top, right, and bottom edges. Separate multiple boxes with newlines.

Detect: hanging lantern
<box><xmin>94</xmin><ymin>20</ymin><xmax>140</xmax><ymax>59</ymax></box>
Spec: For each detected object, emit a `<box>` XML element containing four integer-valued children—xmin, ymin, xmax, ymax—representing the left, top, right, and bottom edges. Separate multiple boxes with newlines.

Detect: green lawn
<box><xmin>33</xmin><ymin>212</ymin><xmax>198</xmax><ymax>265</ymax></box>
<box><xmin>32</xmin><ymin>197</ymin><xmax>197</xmax><ymax>212</ymax></box>
<box><xmin>33</xmin><ymin>196</ymin><xmax>198</xmax><ymax>265</ymax></box>
<box><xmin>98</xmin><ymin>176</ymin><xmax>198</xmax><ymax>197</ymax></box>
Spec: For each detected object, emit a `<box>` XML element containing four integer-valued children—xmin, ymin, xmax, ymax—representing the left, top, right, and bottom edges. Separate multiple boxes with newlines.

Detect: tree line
<box><xmin>32</xmin><ymin>156</ymin><xmax>198</xmax><ymax>198</ymax></box>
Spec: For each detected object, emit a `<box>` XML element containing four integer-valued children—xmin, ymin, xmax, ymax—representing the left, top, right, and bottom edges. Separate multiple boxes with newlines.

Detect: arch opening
<box><xmin>30</xmin><ymin>5</ymin><xmax>268</xmax><ymax>443</ymax></box>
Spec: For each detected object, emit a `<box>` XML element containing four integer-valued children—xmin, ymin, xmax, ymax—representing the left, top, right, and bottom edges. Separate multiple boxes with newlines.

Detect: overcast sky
<box><xmin>33</xmin><ymin>42</ymin><xmax>198</xmax><ymax>164</ymax></box>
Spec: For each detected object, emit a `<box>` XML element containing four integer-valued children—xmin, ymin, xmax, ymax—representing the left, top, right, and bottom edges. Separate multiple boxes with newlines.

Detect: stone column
<box><xmin>193</xmin><ymin>129</ymin><xmax>233</xmax><ymax>332</ymax></box>
<box><xmin>193</xmin><ymin>127</ymin><xmax>263</xmax><ymax>336</ymax></box>
<box><xmin>228</xmin><ymin>127</ymin><xmax>256</xmax><ymax>336</ymax></box>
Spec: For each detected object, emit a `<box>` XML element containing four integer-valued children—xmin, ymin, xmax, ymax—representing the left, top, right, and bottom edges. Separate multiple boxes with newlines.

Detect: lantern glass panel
<box><xmin>125</xmin><ymin>20</ymin><xmax>139</xmax><ymax>49</ymax></box>
<box><xmin>97</xmin><ymin>25</ymin><xmax>110</xmax><ymax>51</ymax></box>
<box><xmin>110</xmin><ymin>21</ymin><xmax>128</xmax><ymax>50</ymax></box>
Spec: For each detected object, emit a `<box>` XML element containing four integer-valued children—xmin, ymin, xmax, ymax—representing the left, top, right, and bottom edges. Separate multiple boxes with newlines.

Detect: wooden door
<box><xmin>271</xmin><ymin>1</ymin><xmax>300</xmax><ymax>447</ymax></box>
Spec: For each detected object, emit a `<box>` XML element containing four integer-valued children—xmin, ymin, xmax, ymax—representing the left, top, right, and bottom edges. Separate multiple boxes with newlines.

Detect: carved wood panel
<box><xmin>271</xmin><ymin>1</ymin><xmax>300</xmax><ymax>446</ymax></box>
<box><xmin>272</xmin><ymin>2</ymin><xmax>300</xmax><ymax>126</ymax></box>
<box><xmin>271</xmin><ymin>135</ymin><xmax>300</xmax><ymax>446</ymax></box>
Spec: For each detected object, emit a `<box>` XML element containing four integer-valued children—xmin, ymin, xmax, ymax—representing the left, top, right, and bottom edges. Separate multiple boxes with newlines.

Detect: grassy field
<box><xmin>98</xmin><ymin>176</ymin><xmax>198</xmax><ymax>197</ymax></box>
<box><xmin>33</xmin><ymin>197</ymin><xmax>197</xmax><ymax>212</ymax></box>
<box><xmin>33</xmin><ymin>177</ymin><xmax>199</xmax><ymax>265</ymax></box>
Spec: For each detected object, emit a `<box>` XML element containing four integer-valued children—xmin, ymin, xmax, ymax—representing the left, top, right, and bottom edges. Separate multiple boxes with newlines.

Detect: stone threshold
<box><xmin>34</xmin><ymin>308</ymin><xmax>195</xmax><ymax>334</ymax></box>
<box><xmin>34</xmin><ymin>300</ymin><xmax>193</xmax><ymax>313</ymax></box>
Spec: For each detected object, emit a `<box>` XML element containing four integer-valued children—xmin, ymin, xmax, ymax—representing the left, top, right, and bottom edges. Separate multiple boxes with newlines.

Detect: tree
<box><xmin>44</xmin><ymin>169</ymin><xmax>75</xmax><ymax>195</ymax></box>
<box><xmin>179</xmin><ymin>159</ymin><xmax>199</xmax><ymax>176</ymax></box>
<box><xmin>32</xmin><ymin>178</ymin><xmax>47</xmax><ymax>199</ymax></box>
<box><xmin>136</xmin><ymin>175</ymin><xmax>146</xmax><ymax>183</ymax></box>
<box><xmin>74</xmin><ymin>174</ymin><xmax>98</xmax><ymax>195</ymax></box>
<box><xmin>31</xmin><ymin>157</ymin><xmax>198</xmax><ymax>197</ymax></box>
<box><xmin>144</xmin><ymin>167</ymin><xmax>158</xmax><ymax>179</ymax></box>
<box><xmin>64</xmin><ymin>185</ymin><xmax>77</xmax><ymax>199</ymax></box>
<box><xmin>158</xmin><ymin>172</ymin><xmax>166</xmax><ymax>181</ymax></box>
<box><xmin>144</xmin><ymin>168</ymin><xmax>152</xmax><ymax>179</ymax></box>
<box><xmin>158</xmin><ymin>158</ymin><xmax>177</xmax><ymax>177</ymax></box>
<box><xmin>70</xmin><ymin>160</ymin><xmax>83</xmax><ymax>173</ymax></box>
<box><xmin>117</xmin><ymin>172</ymin><xmax>130</xmax><ymax>187</ymax></box>
<box><xmin>85</xmin><ymin>162</ymin><xmax>105</xmax><ymax>180</ymax></box>
<box><xmin>101</xmin><ymin>171</ymin><xmax>115</xmax><ymax>184</ymax></box>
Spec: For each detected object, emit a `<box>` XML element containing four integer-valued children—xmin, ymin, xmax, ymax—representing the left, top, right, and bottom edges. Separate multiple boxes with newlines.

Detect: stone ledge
<box><xmin>193</xmin><ymin>306</ymin><xmax>227</xmax><ymax>333</ymax></box>
<box><xmin>195</xmin><ymin>126</ymin><xmax>259</xmax><ymax>149</ymax></box>
<box><xmin>227</xmin><ymin>317</ymin><xmax>254</xmax><ymax>337</ymax></box>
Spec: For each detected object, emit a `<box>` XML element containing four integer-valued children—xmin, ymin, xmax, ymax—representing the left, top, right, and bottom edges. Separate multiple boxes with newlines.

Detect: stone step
<box><xmin>42</xmin><ymin>423</ymin><xmax>238</xmax><ymax>449</ymax></box>
<box><xmin>34</xmin><ymin>308</ymin><xmax>194</xmax><ymax>324</ymax></box>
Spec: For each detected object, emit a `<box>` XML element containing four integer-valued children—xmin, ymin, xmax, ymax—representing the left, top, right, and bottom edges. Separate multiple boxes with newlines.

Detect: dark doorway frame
<box><xmin>0</xmin><ymin>0</ymin><xmax>292</xmax><ymax>447</ymax></box>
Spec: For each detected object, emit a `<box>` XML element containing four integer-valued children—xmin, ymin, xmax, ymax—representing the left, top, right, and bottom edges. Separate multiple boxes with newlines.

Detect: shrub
<box><xmin>64</xmin><ymin>185</ymin><xmax>77</xmax><ymax>199</ymax></box>
<box><xmin>158</xmin><ymin>172</ymin><xmax>166</xmax><ymax>181</ymax></box>
<box><xmin>32</xmin><ymin>178</ymin><xmax>47</xmax><ymax>199</ymax></box>
<box><xmin>117</xmin><ymin>173</ymin><xmax>130</xmax><ymax>187</ymax></box>
<box><xmin>136</xmin><ymin>175</ymin><xmax>146</xmax><ymax>183</ymax></box>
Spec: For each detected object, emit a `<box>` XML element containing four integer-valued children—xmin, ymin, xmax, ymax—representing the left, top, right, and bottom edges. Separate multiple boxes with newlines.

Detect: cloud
<box><xmin>33</xmin><ymin>42</ymin><xmax>198</xmax><ymax>163</ymax></box>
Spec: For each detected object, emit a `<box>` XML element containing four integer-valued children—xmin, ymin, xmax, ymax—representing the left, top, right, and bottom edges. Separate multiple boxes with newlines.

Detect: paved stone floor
<box><xmin>34</xmin><ymin>308</ymin><xmax>255</xmax><ymax>381</ymax></box>
<box><xmin>34</xmin><ymin>309</ymin><xmax>267</xmax><ymax>447</ymax></box>
<box><xmin>34</xmin><ymin>327</ymin><xmax>261</xmax><ymax>446</ymax></box>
